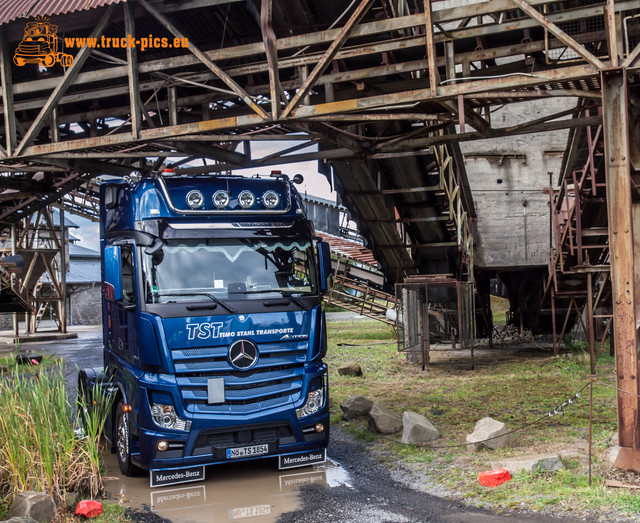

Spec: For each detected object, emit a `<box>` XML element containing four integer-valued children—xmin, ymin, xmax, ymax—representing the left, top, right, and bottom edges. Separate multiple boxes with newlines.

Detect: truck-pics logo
<box><xmin>13</xmin><ymin>17</ymin><xmax>73</xmax><ymax>68</ymax></box>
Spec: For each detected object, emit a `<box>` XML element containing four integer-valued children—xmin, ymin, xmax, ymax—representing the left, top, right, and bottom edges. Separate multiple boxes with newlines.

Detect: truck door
<box><xmin>109</xmin><ymin>245</ymin><xmax>139</xmax><ymax>366</ymax></box>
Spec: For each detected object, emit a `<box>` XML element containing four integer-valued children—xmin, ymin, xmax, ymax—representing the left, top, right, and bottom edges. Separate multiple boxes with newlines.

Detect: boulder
<box><xmin>340</xmin><ymin>396</ymin><xmax>374</xmax><ymax>419</ymax></box>
<box><xmin>7</xmin><ymin>492</ymin><xmax>57</xmax><ymax>523</ymax></box>
<box><xmin>401</xmin><ymin>411</ymin><xmax>440</xmax><ymax>444</ymax></box>
<box><xmin>368</xmin><ymin>403</ymin><xmax>402</xmax><ymax>434</ymax></box>
<box><xmin>494</xmin><ymin>454</ymin><xmax>564</xmax><ymax>475</ymax></box>
<box><xmin>337</xmin><ymin>361</ymin><xmax>363</xmax><ymax>376</ymax></box>
<box><xmin>466</xmin><ymin>417</ymin><xmax>513</xmax><ymax>450</ymax></box>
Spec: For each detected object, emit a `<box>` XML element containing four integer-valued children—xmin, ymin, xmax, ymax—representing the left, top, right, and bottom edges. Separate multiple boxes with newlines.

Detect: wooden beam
<box><xmin>280</xmin><ymin>0</ymin><xmax>376</xmax><ymax>119</ymax></box>
<box><xmin>424</xmin><ymin>0</ymin><xmax>438</xmax><ymax>96</ymax></box>
<box><xmin>13</xmin><ymin>6</ymin><xmax>114</xmax><ymax>156</ymax></box>
<box><xmin>602</xmin><ymin>69</ymin><xmax>640</xmax><ymax>463</ymax></box>
<box><xmin>510</xmin><ymin>0</ymin><xmax>607</xmax><ymax>69</ymax></box>
<box><xmin>261</xmin><ymin>0</ymin><xmax>281</xmax><ymax>119</ymax></box>
<box><xmin>137</xmin><ymin>0</ymin><xmax>269</xmax><ymax>120</ymax></box>
<box><xmin>0</xmin><ymin>28</ymin><xmax>16</xmax><ymax>155</ymax></box>
<box><xmin>123</xmin><ymin>3</ymin><xmax>141</xmax><ymax>139</ymax></box>
<box><xmin>605</xmin><ymin>0</ymin><xmax>620</xmax><ymax>66</ymax></box>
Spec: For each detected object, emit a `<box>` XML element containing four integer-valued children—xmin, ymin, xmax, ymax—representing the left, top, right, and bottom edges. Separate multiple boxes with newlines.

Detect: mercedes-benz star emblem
<box><xmin>228</xmin><ymin>339</ymin><xmax>259</xmax><ymax>370</ymax></box>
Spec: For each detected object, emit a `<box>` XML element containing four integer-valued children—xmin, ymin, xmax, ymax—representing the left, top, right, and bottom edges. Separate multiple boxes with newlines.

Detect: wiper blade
<box><xmin>235</xmin><ymin>288</ymin><xmax>314</xmax><ymax>296</ymax></box>
<box><xmin>157</xmin><ymin>291</ymin><xmax>236</xmax><ymax>314</ymax></box>
<box><xmin>205</xmin><ymin>293</ymin><xmax>236</xmax><ymax>314</ymax></box>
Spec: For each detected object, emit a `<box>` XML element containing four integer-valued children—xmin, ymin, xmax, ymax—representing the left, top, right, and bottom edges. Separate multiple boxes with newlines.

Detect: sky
<box><xmin>71</xmin><ymin>141</ymin><xmax>336</xmax><ymax>252</ymax></box>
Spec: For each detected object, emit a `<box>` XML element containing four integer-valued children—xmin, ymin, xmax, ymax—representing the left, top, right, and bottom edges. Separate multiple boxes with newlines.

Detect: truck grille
<box><xmin>172</xmin><ymin>341</ymin><xmax>307</xmax><ymax>414</ymax></box>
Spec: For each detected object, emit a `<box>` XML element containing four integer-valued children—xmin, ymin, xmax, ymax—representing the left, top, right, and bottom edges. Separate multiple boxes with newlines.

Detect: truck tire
<box><xmin>115</xmin><ymin>400</ymin><xmax>140</xmax><ymax>476</ymax></box>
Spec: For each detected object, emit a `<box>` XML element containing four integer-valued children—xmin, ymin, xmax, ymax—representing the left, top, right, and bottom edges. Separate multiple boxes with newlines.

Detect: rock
<box><xmin>494</xmin><ymin>454</ymin><xmax>564</xmax><ymax>475</ymax></box>
<box><xmin>368</xmin><ymin>403</ymin><xmax>403</xmax><ymax>434</ymax></box>
<box><xmin>401</xmin><ymin>411</ymin><xmax>439</xmax><ymax>444</ymax></box>
<box><xmin>7</xmin><ymin>492</ymin><xmax>57</xmax><ymax>523</ymax></box>
<box><xmin>337</xmin><ymin>361</ymin><xmax>362</xmax><ymax>376</ymax></box>
<box><xmin>606</xmin><ymin>446</ymin><xmax>621</xmax><ymax>466</ymax></box>
<box><xmin>466</xmin><ymin>417</ymin><xmax>514</xmax><ymax>450</ymax></box>
<box><xmin>1</xmin><ymin>517</ymin><xmax>38</xmax><ymax>523</ymax></box>
<box><xmin>340</xmin><ymin>396</ymin><xmax>374</xmax><ymax>419</ymax></box>
<box><xmin>62</xmin><ymin>493</ymin><xmax>78</xmax><ymax>511</ymax></box>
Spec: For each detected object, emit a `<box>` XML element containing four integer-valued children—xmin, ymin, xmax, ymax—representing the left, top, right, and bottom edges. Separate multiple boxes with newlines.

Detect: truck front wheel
<box><xmin>115</xmin><ymin>401</ymin><xmax>140</xmax><ymax>476</ymax></box>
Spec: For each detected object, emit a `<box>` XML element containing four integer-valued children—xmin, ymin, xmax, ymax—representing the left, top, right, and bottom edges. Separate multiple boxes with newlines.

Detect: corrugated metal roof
<box><xmin>0</xmin><ymin>0</ymin><xmax>125</xmax><ymax>25</ymax></box>
<box><xmin>316</xmin><ymin>231</ymin><xmax>380</xmax><ymax>269</ymax></box>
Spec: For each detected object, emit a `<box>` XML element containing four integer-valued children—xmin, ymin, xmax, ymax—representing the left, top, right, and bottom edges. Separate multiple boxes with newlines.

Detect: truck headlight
<box><xmin>238</xmin><ymin>190</ymin><xmax>255</xmax><ymax>209</ymax></box>
<box><xmin>186</xmin><ymin>190</ymin><xmax>204</xmax><ymax>209</ymax></box>
<box><xmin>262</xmin><ymin>190</ymin><xmax>280</xmax><ymax>209</ymax></box>
<box><xmin>213</xmin><ymin>190</ymin><xmax>230</xmax><ymax>209</ymax></box>
<box><xmin>296</xmin><ymin>387</ymin><xmax>324</xmax><ymax>419</ymax></box>
<box><xmin>150</xmin><ymin>404</ymin><xmax>191</xmax><ymax>431</ymax></box>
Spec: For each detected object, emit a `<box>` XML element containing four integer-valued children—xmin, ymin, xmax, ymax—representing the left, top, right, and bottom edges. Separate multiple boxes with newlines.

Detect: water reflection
<box><xmin>105</xmin><ymin>454</ymin><xmax>350</xmax><ymax>522</ymax></box>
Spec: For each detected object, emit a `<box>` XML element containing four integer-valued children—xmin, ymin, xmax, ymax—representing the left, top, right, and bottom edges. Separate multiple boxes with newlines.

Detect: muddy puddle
<box><xmin>104</xmin><ymin>453</ymin><xmax>351</xmax><ymax>522</ymax></box>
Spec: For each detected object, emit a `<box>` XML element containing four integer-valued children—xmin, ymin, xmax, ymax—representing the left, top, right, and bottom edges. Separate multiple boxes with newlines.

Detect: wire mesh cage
<box><xmin>395</xmin><ymin>277</ymin><xmax>476</xmax><ymax>370</ymax></box>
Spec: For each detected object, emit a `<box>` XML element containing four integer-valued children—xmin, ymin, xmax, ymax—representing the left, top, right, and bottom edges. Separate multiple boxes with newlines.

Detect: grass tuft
<box><xmin>0</xmin><ymin>361</ymin><xmax>112</xmax><ymax>513</ymax></box>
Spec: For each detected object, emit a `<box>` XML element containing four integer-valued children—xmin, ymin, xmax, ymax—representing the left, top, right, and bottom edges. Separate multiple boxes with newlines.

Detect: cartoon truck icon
<box><xmin>13</xmin><ymin>18</ymin><xmax>73</xmax><ymax>68</ymax></box>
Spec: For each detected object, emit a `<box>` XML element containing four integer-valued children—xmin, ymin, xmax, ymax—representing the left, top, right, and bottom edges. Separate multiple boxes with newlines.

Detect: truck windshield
<box><xmin>141</xmin><ymin>238</ymin><xmax>318</xmax><ymax>304</ymax></box>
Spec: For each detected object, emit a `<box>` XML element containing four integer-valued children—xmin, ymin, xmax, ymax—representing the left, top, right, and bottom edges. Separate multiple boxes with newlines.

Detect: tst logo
<box><xmin>13</xmin><ymin>17</ymin><xmax>73</xmax><ymax>68</ymax></box>
<box><xmin>186</xmin><ymin>322</ymin><xmax>224</xmax><ymax>340</ymax></box>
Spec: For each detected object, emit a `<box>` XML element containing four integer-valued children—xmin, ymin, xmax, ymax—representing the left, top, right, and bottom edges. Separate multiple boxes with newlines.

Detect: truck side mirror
<box><xmin>317</xmin><ymin>241</ymin><xmax>332</xmax><ymax>293</ymax></box>
<box><xmin>104</xmin><ymin>245</ymin><xmax>123</xmax><ymax>301</ymax></box>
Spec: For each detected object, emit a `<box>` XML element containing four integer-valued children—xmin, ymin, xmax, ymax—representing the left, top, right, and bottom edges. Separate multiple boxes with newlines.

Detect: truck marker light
<box><xmin>186</xmin><ymin>190</ymin><xmax>205</xmax><ymax>209</ymax></box>
<box><xmin>123</xmin><ymin>404</ymin><xmax>132</xmax><ymax>412</ymax></box>
<box><xmin>238</xmin><ymin>190</ymin><xmax>255</xmax><ymax>209</ymax></box>
<box><xmin>212</xmin><ymin>190</ymin><xmax>230</xmax><ymax>209</ymax></box>
<box><xmin>262</xmin><ymin>190</ymin><xmax>280</xmax><ymax>209</ymax></box>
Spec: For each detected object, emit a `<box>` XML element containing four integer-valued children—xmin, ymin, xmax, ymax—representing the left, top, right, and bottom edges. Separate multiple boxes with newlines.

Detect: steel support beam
<box><xmin>138</xmin><ymin>0</ymin><xmax>270</xmax><ymax>120</ymax></box>
<box><xmin>510</xmin><ymin>0</ymin><xmax>606</xmax><ymax>69</ymax></box>
<box><xmin>281</xmin><ymin>0</ymin><xmax>376</xmax><ymax>118</ymax></box>
<box><xmin>602</xmin><ymin>68</ymin><xmax>640</xmax><ymax>470</ymax></box>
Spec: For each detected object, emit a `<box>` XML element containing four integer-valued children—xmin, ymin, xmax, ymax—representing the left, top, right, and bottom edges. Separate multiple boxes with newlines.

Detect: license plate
<box><xmin>226</xmin><ymin>443</ymin><xmax>269</xmax><ymax>459</ymax></box>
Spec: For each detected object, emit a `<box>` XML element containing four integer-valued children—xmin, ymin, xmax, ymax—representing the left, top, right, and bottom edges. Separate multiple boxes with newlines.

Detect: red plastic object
<box><xmin>75</xmin><ymin>500</ymin><xmax>104</xmax><ymax>518</ymax></box>
<box><xmin>478</xmin><ymin>468</ymin><xmax>511</xmax><ymax>487</ymax></box>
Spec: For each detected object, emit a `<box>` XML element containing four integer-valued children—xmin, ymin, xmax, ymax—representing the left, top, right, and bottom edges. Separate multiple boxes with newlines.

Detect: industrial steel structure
<box><xmin>0</xmin><ymin>0</ymin><xmax>639</xmax><ymax>469</ymax></box>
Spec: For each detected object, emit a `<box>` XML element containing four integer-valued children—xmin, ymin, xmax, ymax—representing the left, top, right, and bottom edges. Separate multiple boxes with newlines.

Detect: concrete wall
<box><xmin>69</xmin><ymin>285</ymin><xmax>101</xmax><ymax>326</ymax></box>
<box><xmin>461</xmin><ymin>99</ymin><xmax>573</xmax><ymax>269</ymax></box>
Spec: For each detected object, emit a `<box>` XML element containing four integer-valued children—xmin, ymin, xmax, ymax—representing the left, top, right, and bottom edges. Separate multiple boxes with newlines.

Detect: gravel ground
<box><xmin>278</xmin><ymin>428</ymin><xmax>582</xmax><ymax>523</ymax></box>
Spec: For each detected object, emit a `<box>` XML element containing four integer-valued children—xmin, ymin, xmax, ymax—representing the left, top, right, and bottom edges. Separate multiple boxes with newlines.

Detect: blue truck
<box><xmin>79</xmin><ymin>170</ymin><xmax>332</xmax><ymax>487</ymax></box>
